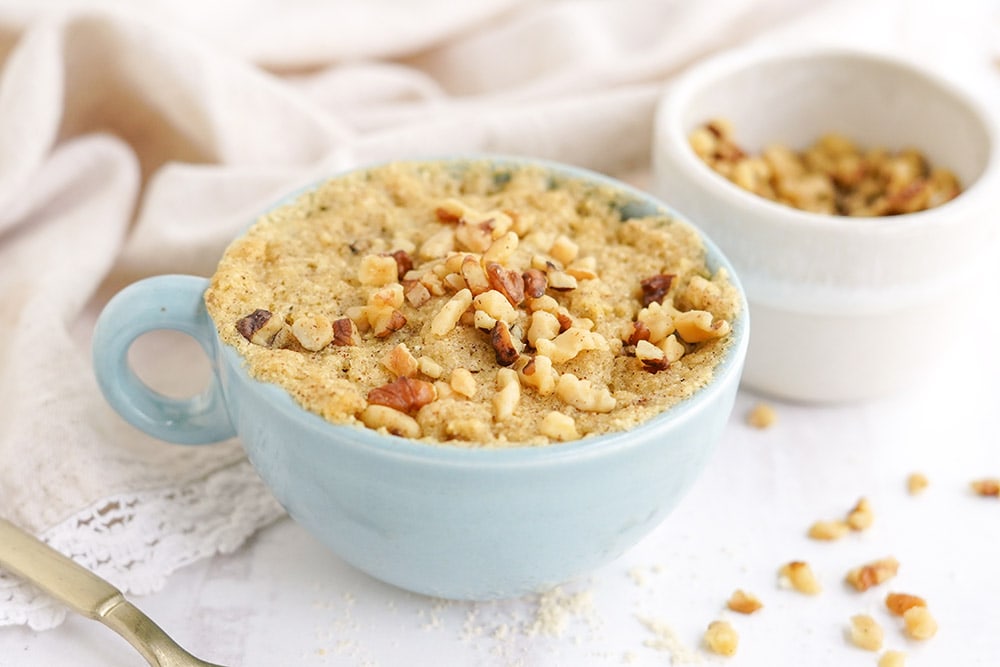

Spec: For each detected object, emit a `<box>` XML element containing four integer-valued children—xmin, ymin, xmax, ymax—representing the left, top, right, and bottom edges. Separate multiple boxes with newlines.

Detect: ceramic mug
<box><xmin>92</xmin><ymin>158</ymin><xmax>749</xmax><ymax>600</ymax></box>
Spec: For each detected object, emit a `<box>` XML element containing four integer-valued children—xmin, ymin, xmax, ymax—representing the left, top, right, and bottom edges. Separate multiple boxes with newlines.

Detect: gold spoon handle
<box><xmin>0</xmin><ymin>518</ymin><xmax>226</xmax><ymax>667</ymax></box>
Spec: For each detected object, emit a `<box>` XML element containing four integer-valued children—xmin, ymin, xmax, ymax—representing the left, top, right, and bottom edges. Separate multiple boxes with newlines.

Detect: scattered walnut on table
<box><xmin>902</xmin><ymin>606</ymin><xmax>938</xmax><ymax>640</ymax></box>
<box><xmin>848</xmin><ymin>614</ymin><xmax>884</xmax><ymax>652</ymax></box>
<box><xmin>970</xmin><ymin>478</ymin><xmax>1000</xmax><ymax>497</ymax></box>
<box><xmin>746</xmin><ymin>402</ymin><xmax>777</xmax><ymax>429</ymax></box>
<box><xmin>845</xmin><ymin>557</ymin><xmax>899</xmax><ymax>592</ymax></box>
<box><xmin>726</xmin><ymin>589</ymin><xmax>763</xmax><ymax>614</ymax></box>
<box><xmin>703</xmin><ymin>619</ymin><xmax>739</xmax><ymax>657</ymax></box>
<box><xmin>778</xmin><ymin>561</ymin><xmax>822</xmax><ymax>595</ymax></box>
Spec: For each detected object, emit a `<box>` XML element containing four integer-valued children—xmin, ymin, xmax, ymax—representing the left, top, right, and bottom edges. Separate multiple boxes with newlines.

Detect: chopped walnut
<box><xmin>845</xmin><ymin>557</ymin><xmax>899</xmax><ymax>592</ymax></box>
<box><xmin>473</xmin><ymin>289</ymin><xmax>519</xmax><ymax>325</ymax></box>
<box><xmin>902</xmin><ymin>606</ymin><xmax>937</xmax><ymax>640</ymax></box>
<box><xmin>640</xmin><ymin>274</ymin><xmax>675</xmax><ymax>306</ymax></box>
<box><xmin>431</xmin><ymin>288</ymin><xmax>473</xmax><ymax>336</ymax></box>
<box><xmin>361</xmin><ymin>405</ymin><xmax>421</xmax><ymax>439</ymax></box>
<box><xmin>726</xmin><ymin>589</ymin><xmax>763</xmax><ymax>614</ymax></box>
<box><xmin>846</xmin><ymin>497</ymin><xmax>874</xmax><ymax>531</ymax></box>
<box><xmin>703</xmin><ymin>620</ymin><xmax>738</xmax><ymax>657</ymax></box>
<box><xmin>483</xmin><ymin>231</ymin><xmax>519</xmax><ymax>264</ymax></box>
<box><xmin>370</xmin><ymin>308</ymin><xmax>407</xmax><ymax>338</ymax></box>
<box><xmin>332</xmin><ymin>317</ymin><xmax>359</xmax><ymax>346</ymax></box>
<box><xmin>492</xmin><ymin>368</ymin><xmax>520</xmax><ymax>421</ymax></box>
<box><xmin>539</xmin><ymin>411</ymin><xmax>578</xmax><ymax>441</ymax></box>
<box><xmin>290</xmin><ymin>313</ymin><xmax>335</xmax><ymax>352</ymax></box>
<box><xmin>380</xmin><ymin>343</ymin><xmax>418</xmax><ymax>377</ymax></box>
<box><xmin>521</xmin><ymin>268</ymin><xmax>547</xmax><ymax>298</ymax></box>
<box><xmin>417</xmin><ymin>355</ymin><xmax>443</xmax><ymax>379</ymax></box>
<box><xmin>674</xmin><ymin>310</ymin><xmax>731</xmax><ymax>343</ymax></box>
<box><xmin>555</xmin><ymin>373</ymin><xmax>616</xmax><ymax>413</ymax></box>
<box><xmin>546</xmin><ymin>269</ymin><xmax>578</xmax><ymax>292</ymax></box>
<box><xmin>420</xmin><ymin>229</ymin><xmax>456</xmax><ymax>263</ymax></box>
<box><xmin>636</xmin><ymin>339</ymin><xmax>668</xmax><ymax>373</ymax></box>
<box><xmin>460</xmin><ymin>255</ymin><xmax>491</xmax><ymax>295</ymax></box>
<box><xmin>485</xmin><ymin>262</ymin><xmax>525</xmax><ymax>307</ymax></box>
<box><xmin>779</xmin><ymin>561</ymin><xmax>822</xmax><ymax>595</ymax></box>
<box><xmin>878</xmin><ymin>650</ymin><xmax>907</xmax><ymax>667</ymax></box>
<box><xmin>747</xmin><ymin>402</ymin><xmax>777</xmax><ymax>429</ymax></box>
<box><xmin>369</xmin><ymin>284</ymin><xmax>405</xmax><ymax>310</ymax></box>
<box><xmin>906</xmin><ymin>472</ymin><xmax>928</xmax><ymax>495</ymax></box>
<box><xmin>404</xmin><ymin>280</ymin><xmax>432</xmax><ymax>307</ymax></box>
<box><xmin>535</xmin><ymin>327</ymin><xmax>609</xmax><ymax>364</ymax></box>
<box><xmin>449</xmin><ymin>367</ymin><xmax>477</xmax><ymax>398</ymax></box>
<box><xmin>385</xmin><ymin>249</ymin><xmax>413</xmax><ymax>280</ymax></box>
<box><xmin>808</xmin><ymin>520</ymin><xmax>850</xmax><ymax>541</ymax></box>
<box><xmin>527</xmin><ymin>310</ymin><xmax>561</xmax><ymax>348</ymax></box>
<box><xmin>848</xmin><ymin>614</ymin><xmax>884</xmax><ymax>652</ymax></box>
<box><xmin>971</xmin><ymin>478</ymin><xmax>1000</xmax><ymax>497</ymax></box>
<box><xmin>518</xmin><ymin>355</ymin><xmax>558</xmax><ymax>396</ymax></box>
<box><xmin>358</xmin><ymin>254</ymin><xmax>400</xmax><ymax>286</ymax></box>
<box><xmin>690</xmin><ymin>119</ymin><xmax>962</xmax><ymax>216</ymax></box>
<box><xmin>636</xmin><ymin>302</ymin><xmax>675</xmax><ymax>343</ymax></box>
<box><xmin>366</xmin><ymin>377</ymin><xmax>436</xmax><ymax>414</ymax></box>
<box><xmin>549</xmin><ymin>234</ymin><xmax>579</xmax><ymax>265</ymax></box>
<box><xmin>885</xmin><ymin>592</ymin><xmax>927</xmax><ymax>616</ymax></box>
<box><xmin>490</xmin><ymin>321</ymin><xmax>520</xmax><ymax>367</ymax></box>
<box><xmin>236</xmin><ymin>309</ymin><xmax>289</xmax><ymax>348</ymax></box>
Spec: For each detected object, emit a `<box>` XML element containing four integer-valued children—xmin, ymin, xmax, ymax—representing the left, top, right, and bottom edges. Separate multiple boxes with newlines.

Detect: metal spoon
<box><xmin>0</xmin><ymin>518</ymin><xmax>227</xmax><ymax>667</ymax></box>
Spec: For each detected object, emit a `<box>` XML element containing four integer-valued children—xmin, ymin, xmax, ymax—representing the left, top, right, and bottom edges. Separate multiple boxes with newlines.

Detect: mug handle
<box><xmin>92</xmin><ymin>274</ymin><xmax>236</xmax><ymax>445</ymax></box>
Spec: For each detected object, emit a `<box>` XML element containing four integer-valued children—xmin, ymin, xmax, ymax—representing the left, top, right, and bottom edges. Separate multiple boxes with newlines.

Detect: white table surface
<box><xmin>3</xmin><ymin>265</ymin><xmax>1000</xmax><ymax>667</ymax></box>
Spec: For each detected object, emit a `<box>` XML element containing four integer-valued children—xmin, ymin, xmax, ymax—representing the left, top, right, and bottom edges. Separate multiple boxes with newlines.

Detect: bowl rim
<box><xmin>218</xmin><ymin>154</ymin><xmax>750</xmax><ymax>468</ymax></box>
<box><xmin>655</xmin><ymin>44</ymin><xmax>1000</xmax><ymax>236</ymax></box>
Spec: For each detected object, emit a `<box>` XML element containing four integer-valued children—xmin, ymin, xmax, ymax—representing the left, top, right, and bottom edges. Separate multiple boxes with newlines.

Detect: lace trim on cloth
<box><xmin>0</xmin><ymin>460</ymin><xmax>285</xmax><ymax>631</ymax></box>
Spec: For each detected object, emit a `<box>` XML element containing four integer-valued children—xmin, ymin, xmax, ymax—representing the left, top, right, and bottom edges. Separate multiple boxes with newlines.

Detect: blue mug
<box><xmin>92</xmin><ymin>157</ymin><xmax>749</xmax><ymax>600</ymax></box>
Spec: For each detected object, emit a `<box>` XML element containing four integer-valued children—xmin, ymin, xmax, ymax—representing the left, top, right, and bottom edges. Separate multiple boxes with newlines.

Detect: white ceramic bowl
<box><xmin>653</xmin><ymin>46</ymin><xmax>1000</xmax><ymax>402</ymax></box>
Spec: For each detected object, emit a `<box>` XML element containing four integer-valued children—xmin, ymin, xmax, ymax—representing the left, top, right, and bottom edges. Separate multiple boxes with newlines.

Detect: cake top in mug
<box><xmin>204</xmin><ymin>160</ymin><xmax>740</xmax><ymax>446</ymax></box>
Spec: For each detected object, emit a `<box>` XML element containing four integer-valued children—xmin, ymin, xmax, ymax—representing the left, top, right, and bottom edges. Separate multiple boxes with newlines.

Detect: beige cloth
<box><xmin>0</xmin><ymin>0</ymin><xmax>996</xmax><ymax>629</ymax></box>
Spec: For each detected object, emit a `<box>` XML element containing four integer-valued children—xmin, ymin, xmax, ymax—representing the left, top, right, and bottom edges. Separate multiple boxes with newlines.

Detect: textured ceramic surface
<box><xmin>93</xmin><ymin>157</ymin><xmax>749</xmax><ymax>600</ymax></box>
<box><xmin>653</xmin><ymin>47</ymin><xmax>999</xmax><ymax>402</ymax></box>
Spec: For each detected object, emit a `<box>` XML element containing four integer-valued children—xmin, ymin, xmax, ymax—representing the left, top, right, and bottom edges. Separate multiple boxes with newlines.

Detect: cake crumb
<box><xmin>637</xmin><ymin>615</ymin><xmax>704</xmax><ymax>664</ymax></box>
<box><xmin>527</xmin><ymin>586</ymin><xmax>596</xmax><ymax>638</ymax></box>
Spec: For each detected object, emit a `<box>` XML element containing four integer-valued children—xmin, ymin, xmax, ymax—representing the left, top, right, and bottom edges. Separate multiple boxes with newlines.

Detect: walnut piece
<box><xmin>539</xmin><ymin>411</ymin><xmax>578</xmax><ymax>441</ymax></box>
<box><xmin>971</xmin><ymin>478</ymin><xmax>1000</xmax><ymax>497</ymax></box>
<box><xmin>640</xmin><ymin>274</ymin><xmax>675</xmax><ymax>307</ymax></box>
<box><xmin>906</xmin><ymin>472</ymin><xmax>929</xmax><ymax>495</ymax></box>
<box><xmin>902</xmin><ymin>606</ymin><xmax>937</xmax><ymax>640</ymax></box>
<box><xmin>845</xmin><ymin>557</ymin><xmax>899</xmax><ymax>592</ymax></box>
<box><xmin>848</xmin><ymin>614</ymin><xmax>883</xmax><ymax>652</ymax></box>
<box><xmin>747</xmin><ymin>402</ymin><xmax>777</xmax><ymax>429</ymax></box>
<box><xmin>703</xmin><ymin>620</ymin><xmax>738</xmax><ymax>657</ymax></box>
<box><xmin>290</xmin><ymin>313</ymin><xmax>334</xmax><ymax>352</ymax></box>
<box><xmin>726</xmin><ymin>589</ymin><xmax>763</xmax><ymax>614</ymax></box>
<box><xmin>485</xmin><ymin>262</ymin><xmax>525</xmax><ymax>307</ymax></box>
<box><xmin>236</xmin><ymin>309</ymin><xmax>290</xmax><ymax>347</ymax></box>
<box><xmin>490</xmin><ymin>321</ymin><xmax>520</xmax><ymax>367</ymax></box>
<box><xmin>361</xmin><ymin>405</ymin><xmax>421</xmax><ymax>439</ymax></box>
<box><xmin>366</xmin><ymin>377</ymin><xmax>436</xmax><ymax>414</ymax></box>
<box><xmin>885</xmin><ymin>592</ymin><xmax>926</xmax><ymax>616</ymax></box>
<box><xmin>332</xmin><ymin>317</ymin><xmax>359</xmax><ymax>346</ymax></box>
<box><xmin>779</xmin><ymin>561</ymin><xmax>822</xmax><ymax>595</ymax></box>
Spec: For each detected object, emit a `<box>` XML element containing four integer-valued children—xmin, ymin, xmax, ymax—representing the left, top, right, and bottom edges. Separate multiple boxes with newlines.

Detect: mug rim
<box><xmin>217</xmin><ymin>154</ymin><xmax>750</xmax><ymax>467</ymax></box>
